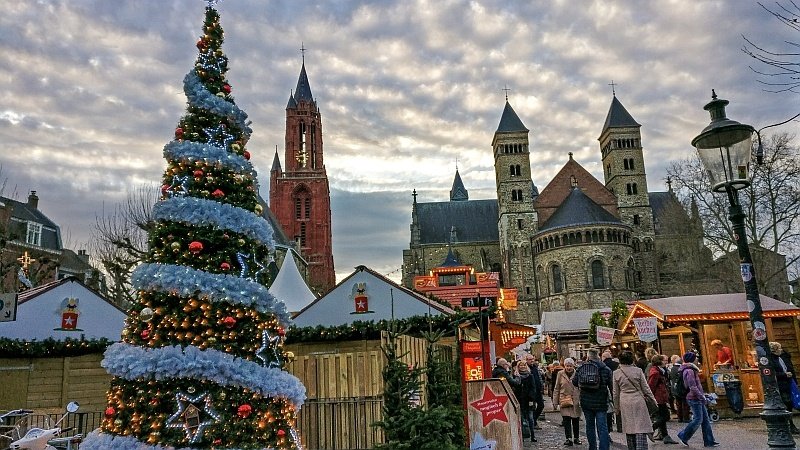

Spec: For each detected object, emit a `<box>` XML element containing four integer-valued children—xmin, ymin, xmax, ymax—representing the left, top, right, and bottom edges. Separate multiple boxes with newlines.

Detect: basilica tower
<box><xmin>493</xmin><ymin>100</ymin><xmax>538</xmax><ymax>318</ymax></box>
<box><xmin>598</xmin><ymin>94</ymin><xmax>657</xmax><ymax>296</ymax></box>
<box><xmin>269</xmin><ymin>60</ymin><xmax>335</xmax><ymax>294</ymax></box>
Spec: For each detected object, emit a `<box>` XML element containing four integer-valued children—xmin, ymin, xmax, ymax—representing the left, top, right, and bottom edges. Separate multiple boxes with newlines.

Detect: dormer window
<box><xmin>26</xmin><ymin>222</ymin><xmax>42</xmax><ymax>246</ymax></box>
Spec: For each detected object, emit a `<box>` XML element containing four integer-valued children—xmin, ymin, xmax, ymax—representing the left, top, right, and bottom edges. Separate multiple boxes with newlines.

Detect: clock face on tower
<box><xmin>296</xmin><ymin>149</ymin><xmax>308</xmax><ymax>168</ymax></box>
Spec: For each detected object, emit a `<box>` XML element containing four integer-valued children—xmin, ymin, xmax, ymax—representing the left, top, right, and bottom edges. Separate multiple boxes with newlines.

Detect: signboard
<box><xmin>596</xmin><ymin>326</ymin><xmax>615</xmax><ymax>346</ymax></box>
<box><xmin>0</xmin><ymin>293</ymin><xmax>18</xmax><ymax>322</ymax></box>
<box><xmin>632</xmin><ymin>317</ymin><xmax>658</xmax><ymax>343</ymax></box>
<box><xmin>499</xmin><ymin>289</ymin><xmax>517</xmax><ymax>310</ymax></box>
<box><xmin>413</xmin><ymin>276</ymin><xmax>436</xmax><ymax>290</ymax></box>
<box><xmin>466</xmin><ymin>379</ymin><xmax>522</xmax><ymax>450</ymax></box>
<box><xmin>462</xmin><ymin>297</ymin><xmax>496</xmax><ymax>308</ymax></box>
<box><xmin>461</xmin><ymin>341</ymin><xmax>487</xmax><ymax>381</ymax></box>
<box><xmin>476</xmin><ymin>272</ymin><xmax>500</xmax><ymax>285</ymax></box>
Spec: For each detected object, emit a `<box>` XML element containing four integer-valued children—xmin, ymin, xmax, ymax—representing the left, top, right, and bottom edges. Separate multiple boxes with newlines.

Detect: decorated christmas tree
<box><xmin>82</xmin><ymin>3</ymin><xmax>305</xmax><ymax>449</ymax></box>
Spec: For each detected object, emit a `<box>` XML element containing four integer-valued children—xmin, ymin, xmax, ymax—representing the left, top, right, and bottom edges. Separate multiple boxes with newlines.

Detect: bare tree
<box><xmin>667</xmin><ymin>133</ymin><xmax>800</xmax><ymax>298</ymax></box>
<box><xmin>742</xmin><ymin>1</ymin><xmax>800</xmax><ymax>93</ymax></box>
<box><xmin>89</xmin><ymin>185</ymin><xmax>158</xmax><ymax>308</ymax></box>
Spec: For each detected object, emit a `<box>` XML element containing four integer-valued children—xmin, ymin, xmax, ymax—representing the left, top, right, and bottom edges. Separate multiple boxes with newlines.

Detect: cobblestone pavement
<box><xmin>522</xmin><ymin>398</ymin><xmax>800</xmax><ymax>449</ymax></box>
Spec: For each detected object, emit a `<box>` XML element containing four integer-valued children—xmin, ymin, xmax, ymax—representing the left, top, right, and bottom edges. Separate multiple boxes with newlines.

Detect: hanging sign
<box><xmin>596</xmin><ymin>326</ymin><xmax>615</xmax><ymax>346</ymax></box>
<box><xmin>632</xmin><ymin>317</ymin><xmax>658</xmax><ymax>342</ymax></box>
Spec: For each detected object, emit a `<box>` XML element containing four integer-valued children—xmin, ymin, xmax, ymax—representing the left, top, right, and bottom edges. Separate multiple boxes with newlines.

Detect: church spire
<box><xmin>496</xmin><ymin>101</ymin><xmax>528</xmax><ymax>133</ymax></box>
<box><xmin>600</xmin><ymin>95</ymin><xmax>640</xmax><ymax>135</ymax></box>
<box><xmin>449</xmin><ymin>169</ymin><xmax>469</xmax><ymax>201</ymax></box>
<box><xmin>294</xmin><ymin>62</ymin><xmax>313</xmax><ymax>103</ymax></box>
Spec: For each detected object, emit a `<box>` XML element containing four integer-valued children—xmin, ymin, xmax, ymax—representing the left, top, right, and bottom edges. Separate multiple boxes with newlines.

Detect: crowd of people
<box><xmin>493</xmin><ymin>344</ymin><xmax>777</xmax><ymax>449</ymax></box>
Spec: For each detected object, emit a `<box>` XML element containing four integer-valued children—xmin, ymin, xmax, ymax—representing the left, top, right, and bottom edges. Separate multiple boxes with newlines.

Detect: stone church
<box><xmin>402</xmin><ymin>95</ymin><xmax>724</xmax><ymax>323</ymax></box>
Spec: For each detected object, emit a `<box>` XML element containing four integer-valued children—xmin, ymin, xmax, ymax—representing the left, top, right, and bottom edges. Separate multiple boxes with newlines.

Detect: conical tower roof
<box><xmin>286</xmin><ymin>92</ymin><xmax>297</xmax><ymax>109</ymax></box>
<box><xmin>269</xmin><ymin>251</ymin><xmax>317</xmax><ymax>313</ymax></box>
<box><xmin>449</xmin><ymin>169</ymin><xmax>469</xmax><ymax>201</ymax></box>
<box><xmin>539</xmin><ymin>186</ymin><xmax>621</xmax><ymax>232</ymax></box>
<box><xmin>294</xmin><ymin>63</ymin><xmax>313</xmax><ymax>102</ymax></box>
<box><xmin>601</xmin><ymin>95</ymin><xmax>640</xmax><ymax>133</ymax></box>
<box><xmin>496</xmin><ymin>101</ymin><xmax>528</xmax><ymax>133</ymax></box>
<box><xmin>271</xmin><ymin>149</ymin><xmax>282</xmax><ymax>172</ymax></box>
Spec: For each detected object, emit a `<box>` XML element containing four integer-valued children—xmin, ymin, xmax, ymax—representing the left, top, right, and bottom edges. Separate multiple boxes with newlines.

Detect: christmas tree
<box><xmin>82</xmin><ymin>3</ymin><xmax>305</xmax><ymax>449</ymax></box>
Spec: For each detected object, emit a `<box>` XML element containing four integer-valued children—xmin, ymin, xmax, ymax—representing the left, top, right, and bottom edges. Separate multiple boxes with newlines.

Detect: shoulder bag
<box><xmin>620</xmin><ymin>366</ymin><xmax>658</xmax><ymax>415</ymax></box>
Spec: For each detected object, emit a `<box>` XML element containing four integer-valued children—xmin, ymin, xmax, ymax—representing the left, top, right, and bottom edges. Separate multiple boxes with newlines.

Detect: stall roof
<box><xmin>541</xmin><ymin>308</ymin><xmax>607</xmax><ymax>336</ymax></box>
<box><xmin>621</xmin><ymin>293</ymin><xmax>800</xmax><ymax>330</ymax></box>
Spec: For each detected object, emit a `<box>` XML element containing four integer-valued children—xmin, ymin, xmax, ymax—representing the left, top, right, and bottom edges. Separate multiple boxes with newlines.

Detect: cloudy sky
<box><xmin>0</xmin><ymin>0</ymin><xmax>796</xmax><ymax>283</ymax></box>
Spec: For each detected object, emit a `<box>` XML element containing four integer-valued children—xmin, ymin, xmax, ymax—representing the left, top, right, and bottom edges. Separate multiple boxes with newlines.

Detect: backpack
<box><xmin>576</xmin><ymin>361</ymin><xmax>601</xmax><ymax>390</ymax></box>
<box><xmin>674</xmin><ymin>368</ymin><xmax>689</xmax><ymax>399</ymax></box>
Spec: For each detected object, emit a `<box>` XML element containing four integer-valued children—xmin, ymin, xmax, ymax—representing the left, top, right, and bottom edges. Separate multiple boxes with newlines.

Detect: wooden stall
<box><xmin>620</xmin><ymin>293</ymin><xmax>800</xmax><ymax>417</ymax></box>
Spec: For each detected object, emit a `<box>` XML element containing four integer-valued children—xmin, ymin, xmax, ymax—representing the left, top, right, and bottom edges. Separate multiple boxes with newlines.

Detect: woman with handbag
<box><xmin>613</xmin><ymin>351</ymin><xmax>658</xmax><ymax>450</ymax></box>
<box><xmin>647</xmin><ymin>355</ymin><xmax>678</xmax><ymax>444</ymax></box>
<box><xmin>769</xmin><ymin>341</ymin><xmax>800</xmax><ymax>434</ymax></box>
<box><xmin>553</xmin><ymin>357</ymin><xmax>582</xmax><ymax>446</ymax></box>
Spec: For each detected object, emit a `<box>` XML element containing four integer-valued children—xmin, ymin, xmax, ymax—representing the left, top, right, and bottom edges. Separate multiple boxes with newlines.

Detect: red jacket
<box><xmin>648</xmin><ymin>366</ymin><xmax>670</xmax><ymax>405</ymax></box>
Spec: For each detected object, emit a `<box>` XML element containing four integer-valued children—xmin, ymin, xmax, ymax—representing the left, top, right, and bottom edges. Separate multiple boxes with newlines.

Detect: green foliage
<box><xmin>0</xmin><ymin>337</ymin><xmax>112</xmax><ymax>357</ymax></box>
<box><xmin>375</xmin><ymin>326</ymin><xmax>465</xmax><ymax>449</ymax></box>
<box><xmin>285</xmin><ymin>310</ymin><xmax>478</xmax><ymax>344</ymax></box>
<box><xmin>588</xmin><ymin>300</ymin><xmax>629</xmax><ymax>345</ymax></box>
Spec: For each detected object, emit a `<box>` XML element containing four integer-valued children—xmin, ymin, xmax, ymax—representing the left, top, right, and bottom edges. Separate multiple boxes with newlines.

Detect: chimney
<box><xmin>77</xmin><ymin>249</ymin><xmax>90</xmax><ymax>263</ymax></box>
<box><xmin>27</xmin><ymin>191</ymin><xmax>39</xmax><ymax>209</ymax></box>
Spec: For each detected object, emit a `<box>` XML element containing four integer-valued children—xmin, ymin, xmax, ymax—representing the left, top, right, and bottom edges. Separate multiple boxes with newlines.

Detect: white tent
<box><xmin>269</xmin><ymin>250</ymin><xmax>317</xmax><ymax>314</ymax></box>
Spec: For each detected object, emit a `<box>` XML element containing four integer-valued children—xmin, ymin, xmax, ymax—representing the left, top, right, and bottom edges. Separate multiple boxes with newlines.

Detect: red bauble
<box><xmin>193</xmin><ymin>169</ymin><xmax>203</xmax><ymax>178</ymax></box>
<box><xmin>161</xmin><ymin>184</ymin><xmax>169</xmax><ymax>194</ymax></box>
<box><xmin>243</xmin><ymin>150</ymin><xmax>251</xmax><ymax>160</ymax></box>
<box><xmin>277</xmin><ymin>326</ymin><xmax>286</xmax><ymax>337</ymax></box>
<box><xmin>222</xmin><ymin>316</ymin><xmax>236</xmax><ymax>328</ymax></box>
<box><xmin>237</xmin><ymin>404</ymin><xmax>252</xmax><ymax>418</ymax></box>
<box><xmin>212</xmin><ymin>189</ymin><xmax>225</xmax><ymax>198</ymax></box>
<box><xmin>213</xmin><ymin>438</ymin><xmax>222</xmax><ymax>445</ymax></box>
<box><xmin>188</xmin><ymin>241</ymin><xmax>204</xmax><ymax>254</ymax></box>
<box><xmin>140</xmin><ymin>328</ymin><xmax>151</xmax><ymax>340</ymax></box>
<box><xmin>223</xmin><ymin>84</ymin><xmax>231</xmax><ymax>93</ymax></box>
<box><xmin>104</xmin><ymin>407</ymin><xmax>115</xmax><ymax>417</ymax></box>
<box><xmin>175</xmin><ymin>127</ymin><xmax>184</xmax><ymax>137</ymax></box>
<box><xmin>277</xmin><ymin>429</ymin><xmax>286</xmax><ymax>437</ymax></box>
<box><xmin>220</xmin><ymin>262</ymin><xmax>231</xmax><ymax>271</ymax></box>
<box><xmin>196</xmin><ymin>39</ymin><xmax>206</xmax><ymax>49</ymax></box>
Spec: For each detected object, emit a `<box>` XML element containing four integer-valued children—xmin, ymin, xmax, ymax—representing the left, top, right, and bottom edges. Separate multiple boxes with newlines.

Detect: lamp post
<box><xmin>692</xmin><ymin>90</ymin><xmax>796</xmax><ymax>449</ymax></box>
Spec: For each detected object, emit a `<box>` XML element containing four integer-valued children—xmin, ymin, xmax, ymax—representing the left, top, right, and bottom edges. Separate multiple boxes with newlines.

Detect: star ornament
<box><xmin>256</xmin><ymin>329</ymin><xmax>283</xmax><ymax>368</ymax></box>
<box><xmin>165</xmin><ymin>391</ymin><xmax>221</xmax><ymax>444</ymax></box>
<box><xmin>167</xmin><ymin>175</ymin><xmax>190</xmax><ymax>198</ymax></box>
<box><xmin>469</xmin><ymin>387</ymin><xmax>509</xmax><ymax>427</ymax></box>
<box><xmin>202</xmin><ymin>123</ymin><xmax>235</xmax><ymax>150</ymax></box>
<box><xmin>236</xmin><ymin>251</ymin><xmax>268</xmax><ymax>281</ymax></box>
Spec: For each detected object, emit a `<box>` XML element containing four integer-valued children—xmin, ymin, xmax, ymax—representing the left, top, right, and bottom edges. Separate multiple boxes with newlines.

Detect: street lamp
<box><xmin>692</xmin><ymin>90</ymin><xmax>796</xmax><ymax>449</ymax></box>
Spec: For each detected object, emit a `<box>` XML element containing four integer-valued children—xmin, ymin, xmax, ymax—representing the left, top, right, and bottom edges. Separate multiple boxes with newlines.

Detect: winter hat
<box><xmin>683</xmin><ymin>352</ymin><xmax>697</xmax><ymax>363</ymax></box>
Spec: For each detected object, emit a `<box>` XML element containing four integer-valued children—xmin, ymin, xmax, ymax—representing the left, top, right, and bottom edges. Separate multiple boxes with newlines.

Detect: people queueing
<box><xmin>676</xmin><ymin>352</ymin><xmax>719</xmax><ymax>447</ymax></box>
<box><xmin>613</xmin><ymin>351</ymin><xmax>658</xmax><ymax>450</ymax></box>
<box><xmin>573</xmin><ymin>348</ymin><xmax>613</xmax><ymax>450</ymax></box>
<box><xmin>554</xmin><ymin>357</ymin><xmax>583</xmax><ymax>446</ymax></box>
<box><xmin>513</xmin><ymin>360</ymin><xmax>538</xmax><ymax>443</ymax></box>
<box><xmin>768</xmin><ymin>341</ymin><xmax>800</xmax><ymax>434</ymax></box>
<box><xmin>647</xmin><ymin>354</ymin><xmax>678</xmax><ymax>444</ymax></box>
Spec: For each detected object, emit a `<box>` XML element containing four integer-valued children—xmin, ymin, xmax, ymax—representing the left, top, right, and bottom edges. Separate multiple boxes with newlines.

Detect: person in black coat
<box><xmin>573</xmin><ymin>348</ymin><xmax>613</xmax><ymax>450</ymax></box>
<box><xmin>769</xmin><ymin>341</ymin><xmax>800</xmax><ymax>434</ymax></box>
<box><xmin>525</xmin><ymin>355</ymin><xmax>546</xmax><ymax>428</ymax></box>
<box><xmin>514</xmin><ymin>361</ymin><xmax>539</xmax><ymax>442</ymax></box>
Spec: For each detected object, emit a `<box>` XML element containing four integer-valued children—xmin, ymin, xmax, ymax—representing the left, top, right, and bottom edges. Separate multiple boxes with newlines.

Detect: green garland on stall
<box><xmin>0</xmin><ymin>337</ymin><xmax>114</xmax><ymax>358</ymax></box>
<box><xmin>0</xmin><ymin>310</ymin><xmax>487</xmax><ymax>357</ymax></box>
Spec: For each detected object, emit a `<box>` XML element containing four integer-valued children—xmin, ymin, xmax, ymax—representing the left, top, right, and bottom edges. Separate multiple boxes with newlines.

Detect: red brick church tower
<box><xmin>269</xmin><ymin>59</ymin><xmax>335</xmax><ymax>294</ymax></box>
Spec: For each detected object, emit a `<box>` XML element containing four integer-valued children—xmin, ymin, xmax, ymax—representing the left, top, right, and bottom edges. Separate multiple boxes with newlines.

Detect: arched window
<box><xmin>592</xmin><ymin>260</ymin><xmax>605</xmax><ymax>289</ymax></box>
<box><xmin>552</xmin><ymin>265</ymin><xmax>563</xmax><ymax>293</ymax></box>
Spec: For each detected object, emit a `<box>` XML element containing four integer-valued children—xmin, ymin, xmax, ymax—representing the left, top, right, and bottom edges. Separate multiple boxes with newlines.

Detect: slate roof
<box><xmin>496</xmin><ymin>101</ymin><xmax>529</xmax><ymax>133</ymax></box>
<box><xmin>601</xmin><ymin>96</ymin><xmax>640</xmax><ymax>134</ymax></box>
<box><xmin>271</xmin><ymin>150</ymin><xmax>282</xmax><ymax>172</ymax></box>
<box><xmin>257</xmin><ymin>195</ymin><xmax>292</xmax><ymax>247</ymax></box>
<box><xmin>1</xmin><ymin>194</ymin><xmax>62</xmax><ymax>251</ymax></box>
<box><xmin>416</xmin><ymin>199</ymin><xmax>499</xmax><ymax>245</ymax></box>
<box><xmin>293</xmin><ymin>63</ymin><xmax>313</xmax><ymax>103</ymax></box>
<box><xmin>540</xmin><ymin>308</ymin><xmax>607</xmax><ymax>335</ymax></box>
<box><xmin>538</xmin><ymin>187</ymin><xmax>622</xmax><ymax>232</ymax></box>
<box><xmin>449</xmin><ymin>170</ymin><xmax>469</xmax><ymax>201</ymax></box>
<box><xmin>648</xmin><ymin>192</ymin><xmax>674</xmax><ymax>219</ymax></box>
<box><xmin>286</xmin><ymin>93</ymin><xmax>297</xmax><ymax>109</ymax></box>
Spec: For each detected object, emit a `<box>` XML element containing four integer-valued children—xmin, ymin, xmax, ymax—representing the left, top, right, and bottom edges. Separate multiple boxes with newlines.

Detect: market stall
<box><xmin>620</xmin><ymin>293</ymin><xmax>800</xmax><ymax>416</ymax></box>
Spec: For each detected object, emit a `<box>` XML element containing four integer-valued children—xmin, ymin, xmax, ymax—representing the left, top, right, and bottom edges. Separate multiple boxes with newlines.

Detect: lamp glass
<box><xmin>694</xmin><ymin>126</ymin><xmax>753</xmax><ymax>192</ymax></box>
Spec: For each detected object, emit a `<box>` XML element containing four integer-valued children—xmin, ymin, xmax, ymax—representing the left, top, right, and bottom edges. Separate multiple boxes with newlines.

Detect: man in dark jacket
<box><xmin>525</xmin><ymin>355</ymin><xmax>546</xmax><ymax>429</ymax></box>
<box><xmin>769</xmin><ymin>341</ymin><xmax>800</xmax><ymax>434</ymax></box>
<box><xmin>492</xmin><ymin>358</ymin><xmax>520</xmax><ymax>387</ymax></box>
<box><xmin>573</xmin><ymin>348</ymin><xmax>612</xmax><ymax>450</ymax></box>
